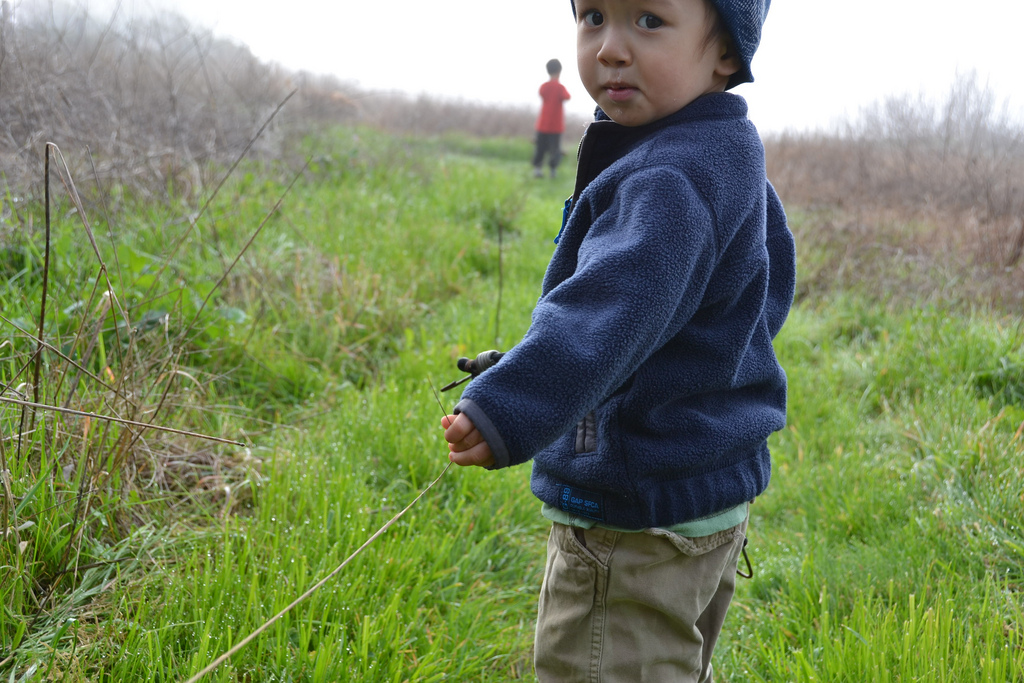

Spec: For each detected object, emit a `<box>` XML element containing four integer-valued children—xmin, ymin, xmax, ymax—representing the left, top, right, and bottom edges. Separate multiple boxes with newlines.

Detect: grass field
<box><xmin>1</xmin><ymin>128</ymin><xmax>1022</xmax><ymax>681</ymax></box>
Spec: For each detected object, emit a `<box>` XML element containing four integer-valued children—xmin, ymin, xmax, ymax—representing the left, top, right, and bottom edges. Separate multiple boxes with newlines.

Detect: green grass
<box><xmin>2</xmin><ymin>129</ymin><xmax>1022</xmax><ymax>680</ymax></box>
<box><xmin>721</xmin><ymin>299</ymin><xmax>1024</xmax><ymax>681</ymax></box>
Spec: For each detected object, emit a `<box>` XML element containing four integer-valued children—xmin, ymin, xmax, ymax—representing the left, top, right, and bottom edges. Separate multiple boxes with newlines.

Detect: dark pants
<box><xmin>533</xmin><ymin>132</ymin><xmax>564</xmax><ymax>172</ymax></box>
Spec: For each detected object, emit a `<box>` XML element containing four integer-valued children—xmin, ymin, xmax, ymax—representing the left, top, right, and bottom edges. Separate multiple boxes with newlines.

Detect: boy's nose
<box><xmin>596</xmin><ymin>28</ymin><xmax>631</xmax><ymax>67</ymax></box>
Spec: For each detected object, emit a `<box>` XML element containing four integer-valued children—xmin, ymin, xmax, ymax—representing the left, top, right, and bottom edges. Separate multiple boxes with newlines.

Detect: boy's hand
<box><xmin>442</xmin><ymin>413</ymin><xmax>495</xmax><ymax>468</ymax></box>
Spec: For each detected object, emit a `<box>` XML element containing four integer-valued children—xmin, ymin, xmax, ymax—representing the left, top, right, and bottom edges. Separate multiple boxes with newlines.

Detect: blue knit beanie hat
<box><xmin>569</xmin><ymin>0</ymin><xmax>770</xmax><ymax>89</ymax></box>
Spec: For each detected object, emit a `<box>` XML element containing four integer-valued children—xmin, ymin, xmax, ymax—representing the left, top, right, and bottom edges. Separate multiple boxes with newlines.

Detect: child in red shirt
<box><xmin>533</xmin><ymin>59</ymin><xmax>572</xmax><ymax>178</ymax></box>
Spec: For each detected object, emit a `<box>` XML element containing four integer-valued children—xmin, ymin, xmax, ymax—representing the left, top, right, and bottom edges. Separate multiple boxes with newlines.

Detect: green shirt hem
<box><xmin>541</xmin><ymin>501</ymin><xmax>748</xmax><ymax>537</ymax></box>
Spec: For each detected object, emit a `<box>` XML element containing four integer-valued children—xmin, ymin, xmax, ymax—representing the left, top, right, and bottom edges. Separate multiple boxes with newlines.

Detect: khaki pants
<box><xmin>534</xmin><ymin>518</ymin><xmax>748</xmax><ymax>683</ymax></box>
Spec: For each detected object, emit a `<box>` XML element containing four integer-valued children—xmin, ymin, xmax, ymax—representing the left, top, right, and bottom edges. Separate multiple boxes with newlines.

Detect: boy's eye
<box><xmin>583</xmin><ymin>10</ymin><xmax>604</xmax><ymax>27</ymax></box>
<box><xmin>637</xmin><ymin>13</ymin><xmax>663</xmax><ymax>29</ymax></box>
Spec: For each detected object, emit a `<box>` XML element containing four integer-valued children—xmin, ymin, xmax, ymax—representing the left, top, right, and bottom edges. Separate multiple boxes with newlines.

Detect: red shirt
<box><xmin>536</xmin><ymin>80</ymin><xmax>571</xmax><ymax>134</ymax></box>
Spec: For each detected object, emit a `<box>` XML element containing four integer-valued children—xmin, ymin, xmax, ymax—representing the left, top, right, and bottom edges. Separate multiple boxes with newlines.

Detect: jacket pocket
<box><xmin>574</xmin><ymin>412</ymin><xmax>597</xmax><ymax>453</ymax></box>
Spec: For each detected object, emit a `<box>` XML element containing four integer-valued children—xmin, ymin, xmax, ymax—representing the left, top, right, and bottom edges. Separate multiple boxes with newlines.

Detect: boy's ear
<box><xmin>715</xmin><ymin>39</ymin><xmax>742</xmax><ymax>79</ymax></box>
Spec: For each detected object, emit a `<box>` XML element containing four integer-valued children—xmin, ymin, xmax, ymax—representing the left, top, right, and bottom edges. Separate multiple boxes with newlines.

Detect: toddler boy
<box><xmin>443</xmin><ymin>0</ymin><xmax>794</xmax><ymax>680</ymax></box>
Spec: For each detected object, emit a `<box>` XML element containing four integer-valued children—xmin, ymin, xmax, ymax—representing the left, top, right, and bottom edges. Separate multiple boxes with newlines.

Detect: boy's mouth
<box><xmin>604</xmin><ymin>85</ymin><xmax>637</xmax><ymax>102</ymax></box>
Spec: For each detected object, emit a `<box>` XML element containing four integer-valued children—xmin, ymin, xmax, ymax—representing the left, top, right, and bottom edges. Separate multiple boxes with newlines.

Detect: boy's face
<box><xmin>575</xmin><ymin>0</ymin><xmax>737</xmax><ymax>127</ymax></box>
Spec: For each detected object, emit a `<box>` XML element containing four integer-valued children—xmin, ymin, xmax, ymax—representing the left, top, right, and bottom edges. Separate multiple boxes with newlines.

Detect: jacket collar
<box><xmin>571</xmin><ymin>92</ymin><xmax>747</xmax><ymax>204</ymax></box>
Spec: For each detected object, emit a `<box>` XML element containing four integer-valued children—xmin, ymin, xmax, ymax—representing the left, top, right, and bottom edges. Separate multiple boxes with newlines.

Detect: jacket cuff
<box><xmin>453</xmin><ymin>398</ymin><xmax>510</xmax><ymax>470</ymax></box>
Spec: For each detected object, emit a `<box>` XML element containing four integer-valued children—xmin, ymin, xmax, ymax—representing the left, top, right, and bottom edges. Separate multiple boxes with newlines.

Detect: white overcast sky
<box><xmin>84</xmin><ymin>0</ymin><xmax>1024</xmax><ymax>135</ymax></box>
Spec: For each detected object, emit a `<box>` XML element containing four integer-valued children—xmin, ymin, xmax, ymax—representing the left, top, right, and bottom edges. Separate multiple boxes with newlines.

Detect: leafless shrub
<box><xmin>0</xmin><ymin>2</ymin><xmax>353</xmax><ymax>201</ymax></box>
<box><xmin>767</xmin><ymin>73</ymin><xmax>1024</xmax><ymax>310</ymax></box>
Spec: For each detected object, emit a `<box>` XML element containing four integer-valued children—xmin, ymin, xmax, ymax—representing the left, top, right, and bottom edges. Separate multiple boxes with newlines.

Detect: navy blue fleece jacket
<box><xmin>455</xmin><ymin>92</ymin><xmax>796</xmax><ymax>529</ymax></box>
